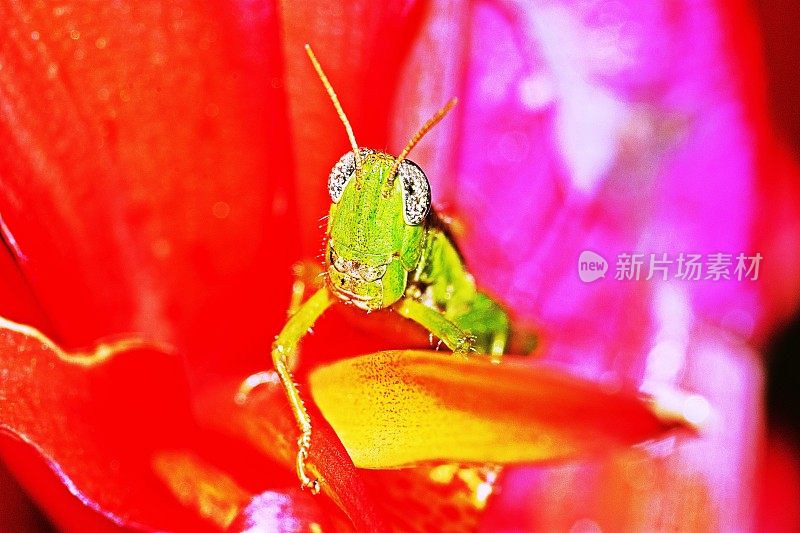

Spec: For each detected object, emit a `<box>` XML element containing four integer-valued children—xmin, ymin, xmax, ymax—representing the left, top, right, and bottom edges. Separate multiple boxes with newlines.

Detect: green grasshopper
<box><xmin>273</xmin><ymin>45</ymin><xmax>510</xmax><ymax>494</ymax></box>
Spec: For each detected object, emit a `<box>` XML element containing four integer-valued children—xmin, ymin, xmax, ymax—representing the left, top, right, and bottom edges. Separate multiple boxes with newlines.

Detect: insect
<box><xmin>273</xmin><ymin>45</ymin><xmax>510</xmax><ymax>494</ymax></box>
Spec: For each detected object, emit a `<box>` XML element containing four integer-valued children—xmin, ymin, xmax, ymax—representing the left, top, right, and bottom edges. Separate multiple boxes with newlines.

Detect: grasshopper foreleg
<box><xmin>271</xmin><ymin>286</ymin><xmax>334</xmax><ymax>494</ymax></box>
<box><xmin>394</xmin><ymin>297</ymin><xmax>476</xmax><ymax>355</ymax></box>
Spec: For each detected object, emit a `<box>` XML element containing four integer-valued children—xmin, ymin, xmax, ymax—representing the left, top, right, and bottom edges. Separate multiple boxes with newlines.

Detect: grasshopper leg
<box><xmin>447</xmin><ymin>292</ymin><xmax>509</xmax><ymax>358</ymax></box>
<box><xmin>271</xmin><ymin>286</ymin><xmax>335</xmax><ymax>493</ymax></box>
<box><xmin>394</xmin><ymin>297</ymin><xmax>476</xmax><ymax>355</ymax></box>
<box><xmin>237</xmin><ymin>262</ymin><xmax>326</xmax><ymax>403</ymax></box>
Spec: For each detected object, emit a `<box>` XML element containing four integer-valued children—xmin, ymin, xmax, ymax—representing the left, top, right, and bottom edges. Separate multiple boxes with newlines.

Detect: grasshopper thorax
<box><xmin>325</xmin><ymin>150</ymin><xmax>430</xmax><ymax>311</ymax></box>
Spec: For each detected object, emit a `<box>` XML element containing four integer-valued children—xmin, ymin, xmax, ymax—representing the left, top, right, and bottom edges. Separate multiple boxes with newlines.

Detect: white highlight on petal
<box><xmin>519</xmin><ymin>73</ymin><xmax>555</xmax><ymax>110</ymax></box>
<box><xmin>682</xmin><ymin>393</ymin><xmax>711</xmax><ymax>426</ymax></box>
<box><xmin>517</xmin><ymin>3</ymin><xmax>633</xmax><ymax>195</ymax></box>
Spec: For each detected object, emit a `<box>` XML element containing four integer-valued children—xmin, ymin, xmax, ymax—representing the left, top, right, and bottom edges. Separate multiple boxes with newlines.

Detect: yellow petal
<box><xmin>310</xmin><ymin>351</ymin><xmax>683</xmax><ymax>468</ymax></box>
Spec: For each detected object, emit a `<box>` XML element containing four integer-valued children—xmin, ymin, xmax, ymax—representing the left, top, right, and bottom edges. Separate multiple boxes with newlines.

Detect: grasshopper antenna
<box><xmin>304</xmin><ymin>44</ymin><xmax>362</xmax><ymax>182</ymax></box>
<box><xmin>387</xmin><ymin>97</ymin><xmax>458</xmax><ymax>187</ymax></box>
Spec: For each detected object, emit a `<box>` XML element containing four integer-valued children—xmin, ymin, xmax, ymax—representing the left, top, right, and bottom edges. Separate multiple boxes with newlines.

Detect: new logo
<box><xmin>578</xmin><ymin>250</ymin><xmax>608</xmax><ymax>283</ymax></box>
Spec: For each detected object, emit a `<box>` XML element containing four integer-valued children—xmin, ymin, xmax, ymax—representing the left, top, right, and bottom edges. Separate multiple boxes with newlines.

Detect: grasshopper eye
<box><xmin>328</xmin><ymin>148</ymin><xmax>374</xmax><ymax>203</ymax></box>
<box><xmin>397</xmin><ymin>159</ymin><xmax>431</xmax><ymax>225</ymax></box>
<box><xmin>328</xmin><ymin>152</ymin><xmax>354</xmax><ymax>203</ymax></box>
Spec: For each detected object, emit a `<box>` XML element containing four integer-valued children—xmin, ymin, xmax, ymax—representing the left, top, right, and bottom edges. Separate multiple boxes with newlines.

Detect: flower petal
<box><xmin>359</xmin><ymin>464</ymin><xmax>500</xmax><ymax>532</ymax></box>
<box><xmin>309</xmin><ymin>350</ymin><xmax>685</xmax><ymax>468</ymax></box>
<box><xmin>0</xmin><ymin>317</ymin><xmax>346</xmax><ymax>531</ymax></box>
<box><xmin>0</xmin><ymin>1</ymin><xmax>296</xmax><ymax>383</ymax></box>
<box><xmin>0</xmin><ymin>456</ymin><xmax>52</xmax><ymax>531</ymax></box>
<box><xmin>229</xmin><ymin>489</ymin><xmax>354</xmax><ymax>533</ymax></box>
<box><xmin>205</xmin><ymin>377</ymin><xmax>391</xmax><ymax>532</ymax></box>
<box><xmin>154</xmin><ymin>451</ymin><xmax>354</xmax><ymax>533</ymax></box>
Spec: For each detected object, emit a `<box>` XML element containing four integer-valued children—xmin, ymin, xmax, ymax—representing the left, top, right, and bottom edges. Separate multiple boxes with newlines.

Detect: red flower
<box><xmin>0</xmin><ymin>0</ymin><xmax>797</xmax><ymax>531</ymax></box>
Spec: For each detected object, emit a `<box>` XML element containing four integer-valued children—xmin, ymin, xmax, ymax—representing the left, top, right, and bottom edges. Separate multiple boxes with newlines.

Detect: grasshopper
<box><xmin>272</xmin><ymin>45</ymin><xmax>510</xmax><ymax>493</ymax></box>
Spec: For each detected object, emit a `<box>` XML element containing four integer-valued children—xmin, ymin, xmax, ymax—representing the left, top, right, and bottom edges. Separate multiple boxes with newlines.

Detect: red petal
<box><xmin>229</xmin><ymin>488</ymin><xmax>354</xmax><ymax>533</ymax></box>
<box><xmin>0</xmin><ymin>1</ymin><xmax>296</xmax><ymax>383</ymax></box>
<box><xmin>203</xmin><ymin>378</ymin><xmax>391</xmax><ymax>532</ymax></box>
<box><xmin>0</xmin><ymin>455</ymin><xmax>51</xmax><ymax>531</ymax></box>
<box><xmin>152</xmin><ymin>452</ymin><xmax>354</xmax><ymax>533</ymax></box>
<box><xmin>0</xmin><ymin>318</ymin><xmax>350</xmax><ymax>531</ymax></box>
<box><xmin>756</xmin><ymin>434</ymin><xmax>800</xmax><ymax>532</ymax></box>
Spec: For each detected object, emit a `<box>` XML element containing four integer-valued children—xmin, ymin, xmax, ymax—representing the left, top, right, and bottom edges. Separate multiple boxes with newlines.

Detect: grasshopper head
<box><xmin>302</xmin><ymin>46</ymin><xmax>454</xmax><ymax>310</ymax></box>
<box><xmin>325</xmin><ymin>149</ymin><xmax>430</xmax><ymax>311</ymax></box>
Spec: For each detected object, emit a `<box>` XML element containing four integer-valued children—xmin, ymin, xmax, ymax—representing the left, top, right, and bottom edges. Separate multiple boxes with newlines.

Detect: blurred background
<box><xmin>753</xmin><ymin>1</ymin><xmax>800</xmax><ymax>527</ymax></box>
<box><xmin>754</xmin><ymin>0</ymin><xmax>800</xmax><ymax>444</ymax></box>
